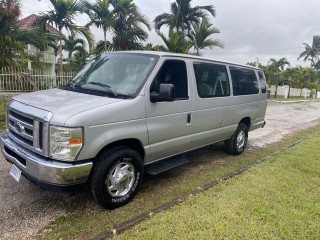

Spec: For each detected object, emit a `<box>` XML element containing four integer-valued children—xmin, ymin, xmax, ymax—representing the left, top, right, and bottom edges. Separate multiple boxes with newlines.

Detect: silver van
<box><xmin>1</xmin><ymin>51</ymin><xmax>267</xmax><ymax>209</ymax></box>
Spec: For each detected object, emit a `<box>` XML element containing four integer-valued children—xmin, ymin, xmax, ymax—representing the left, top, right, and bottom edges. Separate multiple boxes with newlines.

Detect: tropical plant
<box><xmin>144</xmin><ymin>43</ymin><xmax>167</xmax><ymax>52</ymax></box>
<box><xmin>94</xmin><ymin>40</ymin><xmax>111</xmax><ymax>55</ymax></box>
<box><xmin>298</xmin><ymin>35</ymin><xmax>320</xmax><ymax>68</ymax></box>
<box><xmin>283</xmin><ymin>67</ymin><xmax>299</xmax><ymax>98</ymax></box>
<box><xmin>62</xmin><ymin>34</ymin><xmax>86</xmax><ymax>59</ymax></box>
<box><xmin>84</xmin><ymin>0</ymin><xmax>112</xmax><ymax>52</ymax></box>
<box><xmin>62</xmin><ymin>34</ymin><xmax>87</xmax><ymax>71</ymax></box>
<box><xmin>188</xmin><ymin>18</ymin><xmax>223</xmax><ymax>55</ymax></box>
<box><xmin>110</xmin><ymin>0</ymin><xmax>150</xmax><ymax>50</ymax></box>
<box><xmin>268</xmin><ymin>58</ymin><xmax>290</xmax><ymax>98</ymax></box>
<box><xmin>87</xmin><ymin>0</ymin><xmax>150</xmax><ymax>52</ymax></box>
<box><xmin>63</xmin><ymin>49</ymin><xmax>87</xmax><ymax>71</ymax></box>
<box><xmin>154</xmin><ymin>0</ymin><xmax>215</xmax><ymax>33</ymax></box>
<box><xmin>111</xmin><ymin>18</ymin><xmax>147</xmax><ymax>51</ymax></box>
<box><xmin>0</xmin><ymin>0</ymin><xmax>47</xmax><ymax>68</ymax></box>
<box><xmin>36</xmin><ymin>0</ymin><xmax>93</xmax><ymax>75</ymax></box>
<box><xmin>246</xmin><ymin>61</ymin><xmax>264</xmax><ymax>69</ymax></box>
<box><xmin>296</xmin><ymin>67</ymin><xmax>313</xmax><ymax>97</ymax></box>
<box><xmin>308</xmin><ymin>70</ymin><xmax>320</xmax><ymax>97</ymax></box>
<box><xmin>158</xmin><ymin>29</ymin><xmax>192</xmax><ymax>53</ymax></box>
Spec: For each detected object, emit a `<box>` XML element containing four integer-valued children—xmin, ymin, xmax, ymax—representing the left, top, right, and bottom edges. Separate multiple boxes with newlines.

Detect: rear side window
<box><xmin>193</xmin><ymin>62</ymin><xmax>230</xmax><ymax>98</ymax></box>
<box><xmin>258</xmin><ymin>71</ymin><xmax>267</xmax><ymax>93</ymax></box>
<box><xmin>229</xmin><ymin>67</ymin><xmax>259</xmax><ymax>95</ymax></box>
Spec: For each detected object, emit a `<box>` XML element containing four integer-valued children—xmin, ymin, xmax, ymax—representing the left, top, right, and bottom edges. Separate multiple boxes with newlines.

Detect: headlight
<box><xmin>50</xmin><ymin>126</ymin><xmax>83</xmax><ymax>161</ymax></box>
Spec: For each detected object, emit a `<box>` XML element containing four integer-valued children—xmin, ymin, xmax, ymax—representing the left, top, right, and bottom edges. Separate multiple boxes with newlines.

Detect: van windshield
<box><xmin>63</xmin><ymin>53</ymin><xmax>159</xmax><ymax>98</ymax></box>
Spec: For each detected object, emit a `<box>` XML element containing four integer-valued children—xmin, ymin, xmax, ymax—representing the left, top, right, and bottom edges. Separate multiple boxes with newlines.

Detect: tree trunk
<box><xmin>300</xmin><ymin>82</ymin><xmax>305</xmax><ymax>97</ymax></box>
<box><xmin>104</xmin><ymin>29</ymin><xmax>107</xmax><ymax>52</ymax></box>
<box><xmin>287</xmin><ymin>77</ymin><xmax>291</xmax><ymax>98</ymax></box>
<box><xmin>8</xmin><ymin>49</ymin><xmax>13</xmax><ymax>73</ymax></box>
<box><xmin>274</xmin><ymin>74</ymin><xmax>279</xmax><ymax>99</ymax></box>
<box><xmin>8</xmin><ymin>49</ymin><xmax>15</xmax><ymax>89</ymax></box>
<box><xmin>59</xmin><ymin>31</ymin><xmax>63</xmax><ymax>83</ymax></box>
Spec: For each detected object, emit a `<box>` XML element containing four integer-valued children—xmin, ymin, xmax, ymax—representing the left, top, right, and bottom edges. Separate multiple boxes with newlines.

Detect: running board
<box><xmin>145</xmin><ymin>155</ymin><xmax>189</xmax><ymax>175</ymax></box>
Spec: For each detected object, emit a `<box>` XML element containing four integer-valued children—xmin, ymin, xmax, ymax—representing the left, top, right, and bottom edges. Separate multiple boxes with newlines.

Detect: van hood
<box><xmin>13</xmin><ymin>88</ymin><xmax>123</xmax><ymax>124</ymax></box>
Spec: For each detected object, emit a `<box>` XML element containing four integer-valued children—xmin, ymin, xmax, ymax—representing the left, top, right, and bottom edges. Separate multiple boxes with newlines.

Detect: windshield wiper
<box><xmin>87</xmin><ymin>82</ymin><xmax>118</xmax><ymax>97</ymax></box>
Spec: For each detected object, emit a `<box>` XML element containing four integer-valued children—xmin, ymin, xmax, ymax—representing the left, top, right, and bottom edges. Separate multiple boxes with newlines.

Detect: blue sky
<box><xmin>21</xmin><ymin>0</ymin><xmax>320</xmax><ymax>67</ymax></box>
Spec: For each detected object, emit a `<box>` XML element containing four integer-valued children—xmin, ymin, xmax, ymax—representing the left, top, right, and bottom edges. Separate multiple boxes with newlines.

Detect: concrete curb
<box><xmin>270</xmin><ymin>99</ymin><xmax>320</xmax><ymax>103</ymax></box>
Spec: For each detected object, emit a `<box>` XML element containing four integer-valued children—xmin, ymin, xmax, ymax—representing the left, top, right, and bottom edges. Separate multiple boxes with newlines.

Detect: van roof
<box><xmin>108</xmin><ymin>50</ymin><xmax>261</xmax><ymax>70</ymax></box>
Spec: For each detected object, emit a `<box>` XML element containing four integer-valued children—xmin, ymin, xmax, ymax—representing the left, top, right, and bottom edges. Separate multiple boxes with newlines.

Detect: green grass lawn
<box><xmin>115</xmin><ymin>131</ymin><xmax>320</xmax><ymax>239</ymax></box>
<box><xmin>35</xmin><ymin>124</ymin><xmax>320</xmax><ymax>240</ymax></box>
<box><xmin>0</xmin><ymin>98</ymin><xmax>7</xmax><ymax>129</ymax></box>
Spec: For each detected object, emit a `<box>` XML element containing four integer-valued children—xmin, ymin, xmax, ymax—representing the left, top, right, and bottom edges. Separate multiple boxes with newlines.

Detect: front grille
<box><xmin>8</xmin><ymin>109</ymin><xmax>44</xmax><ymax>153</ymax></box>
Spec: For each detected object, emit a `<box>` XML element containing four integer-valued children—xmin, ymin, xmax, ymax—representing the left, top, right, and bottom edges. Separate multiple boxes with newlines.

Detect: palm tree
<box><xmin>62</xmin><ymin>34</ymin><xmax>86</xmax><ymax>59</ymax></box>
<box><xmin>95</xmin><ymin>40</ymin><xmax>111</xmax><ymax>55</ymax></box>
<box><xmin>0</xmin><ymin>0</ymin><xmax>47</xmax><ymax>69</ymax></box>
<box><xmin>111</xmin><ymin>27</ymin><xmax>147</xmax><ymax>51</ymax></box>
<box><xmin>296</xmin><ymin>67</ymin><xmax>313</xmax><ymax>97</ymax></box>
<box><xmin>283</xmin><ymin>67</ymin><xmax>299</xmax><ymax>98</ymax></box>
<box><xmin>144</xmin><ymin>43</ymin><xmax>167</xmax><ymax>52</ymax></box>
<box><xmin>188</xmin><ymin>18</ymin><xmax>224</xmax><ymax>55</ymax></box>
<box><xmin>298</xmin><ymin>35</ymin><xmax>320</xmax><ymax>68</ymax></box>
<box><xmin>268</xmin><ymin>58</ymin><xmax>290</xmax><ymax>98</ymax></box>
<box><xmin>36</xmin><ymin>0</ymin><xmax>93</xmax><ymax>75</ymax></box>
<box><xmin>111</xmin><ymin>0</ymin><xmax>150</xmax><ymax>50</ymax></box>
<box><xmin>154</xmin><ymin>0</ymin><xmax>215</xmax><ymax>33</ymax></box>
<box><xmin>84</xmin><ymin>0</ymin><xmax>112</xmax><ymax>52</ymax></box>
<box><xmin>158</xmin><ymin>29</ymin><xmax>192</xmax><ymax>53</ymax></box>
<box><xmin>62</xmin><ymin>34</ymin><xmax>87</xmax><ymax>71</ymax></box>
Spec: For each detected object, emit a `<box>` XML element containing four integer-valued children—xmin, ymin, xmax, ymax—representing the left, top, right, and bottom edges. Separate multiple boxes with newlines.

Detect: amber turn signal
<box><xmin>68</xmin><ymin>138</ymin><xmax>82</xmax><ymax>144</ymax></box>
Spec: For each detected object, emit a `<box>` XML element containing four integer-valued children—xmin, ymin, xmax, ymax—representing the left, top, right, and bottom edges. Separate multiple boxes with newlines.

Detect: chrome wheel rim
<box><xmin>236</xmin><ymin>130</ymin><xmax>246</xmax><ymax>150</ymax></box>
<box><xmin>106</xmin><ymin>162</ymin><xmax>135</xmax><ymax>197</ymax></box>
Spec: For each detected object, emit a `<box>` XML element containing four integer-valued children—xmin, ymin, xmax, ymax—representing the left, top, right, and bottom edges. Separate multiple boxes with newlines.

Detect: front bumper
<box><xmin>1</xmin><ymin>131</ymin><xmax>93</xmax><ymax>187</ymax></box>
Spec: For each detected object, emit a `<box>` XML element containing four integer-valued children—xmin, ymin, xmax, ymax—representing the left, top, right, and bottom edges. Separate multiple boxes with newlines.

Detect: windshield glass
<box><xmin>64</xmin><ymin>53</ymin><xmax>159</xmax><ymax>97</ymax></box>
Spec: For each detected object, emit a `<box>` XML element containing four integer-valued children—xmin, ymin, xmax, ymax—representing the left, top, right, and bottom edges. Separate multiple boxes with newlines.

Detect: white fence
<box><xmin>268</xmin><ymin>85</ymin><xmax>320</xmax><ymax>98</ymax></box>
<box><xmin>0</xmin><ymin>68</ymin><xmax>76</xmax><ymax>92</ymax></box>
<box><xmin>1</xmin><ymin>68</ymin><xmax>320</xmax><ymax>98</ymax></box>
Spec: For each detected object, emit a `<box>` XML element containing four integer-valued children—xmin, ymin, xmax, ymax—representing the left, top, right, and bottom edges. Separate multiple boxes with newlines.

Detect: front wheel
<box><xmin>225</xmin><ymin>122</ymin><xmax>248</xmax><ymax>155</ymax></box>
<box><xmin>90</xmin><ymin>146</ymin><xmax>144</xmax><ymax>209</ymax></box>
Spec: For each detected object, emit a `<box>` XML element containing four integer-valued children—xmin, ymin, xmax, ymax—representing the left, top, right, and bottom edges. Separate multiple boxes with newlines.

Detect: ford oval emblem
<box><xmin>14</xmin><ymin>122</ymin><xmax>25</xmax><ymax>133</ymax></box>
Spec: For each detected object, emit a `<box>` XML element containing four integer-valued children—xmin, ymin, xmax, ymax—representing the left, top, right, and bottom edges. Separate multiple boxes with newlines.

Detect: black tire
<box><xmin>225</xmin><ymin>122</ymin><xmax>248</xmax><ymax>155</ymax></box>
<box><xmin>90</xmin><ymin>146</ymin><xmax>144</xmax><ymax>210</ymax></box>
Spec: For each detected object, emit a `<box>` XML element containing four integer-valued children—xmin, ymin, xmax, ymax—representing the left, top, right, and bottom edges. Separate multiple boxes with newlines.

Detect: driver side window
<box><xmin>151</xmin><ymin>60</ymin><xmax>188</xmax><ymax>100</ymax></box>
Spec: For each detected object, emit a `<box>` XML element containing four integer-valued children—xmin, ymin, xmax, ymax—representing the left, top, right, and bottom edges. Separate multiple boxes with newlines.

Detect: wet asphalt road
<box><xmin>0</xmin><ymin>100</ymin><xmax>320</xmax><ymax>239</ymax></box>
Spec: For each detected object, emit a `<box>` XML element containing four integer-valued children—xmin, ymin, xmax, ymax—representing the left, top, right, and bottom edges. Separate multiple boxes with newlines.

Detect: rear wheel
<box><xmin>225</xmin><ymin>122</ymin><xmax>248</xmax><ymax>155</ymax></box>
<box><xmin>90</xmin><ymin>146</ymin><xmax>143</xmax><ymax>209</ymax></box>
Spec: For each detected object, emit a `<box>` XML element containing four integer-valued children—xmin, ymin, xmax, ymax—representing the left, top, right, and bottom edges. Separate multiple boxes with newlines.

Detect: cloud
<box><xmin>20</xmin><ymin>0</ymin><xmax>320</xmax><ymax>66</ymax></box>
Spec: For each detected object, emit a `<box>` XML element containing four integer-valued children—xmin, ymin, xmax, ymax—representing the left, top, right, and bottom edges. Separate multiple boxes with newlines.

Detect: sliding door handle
<box><xmin>187</xmin><ymin>113</ymin><xmax>192</xmax><ymax>125</ymax></box>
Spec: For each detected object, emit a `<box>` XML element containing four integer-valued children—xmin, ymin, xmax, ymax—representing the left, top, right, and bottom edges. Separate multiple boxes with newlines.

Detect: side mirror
<box><xmin>150</xmin><ymin>83</ymin><xmax>175</xmax><ymax>102</ymax></box>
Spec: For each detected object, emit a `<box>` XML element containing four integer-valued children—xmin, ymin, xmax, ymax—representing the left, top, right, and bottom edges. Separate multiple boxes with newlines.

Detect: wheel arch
<box><xmin>240</xmin><ymin>117</ymin><xmax>251</xmax><ymax>129</ymax></box>
<box><xmin>94</xmin><ymin>138</ymin><xmax>145</xmax><ymax>162</ymax></box>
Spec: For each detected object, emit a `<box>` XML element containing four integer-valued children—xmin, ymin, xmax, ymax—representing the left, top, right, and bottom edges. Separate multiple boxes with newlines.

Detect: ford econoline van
<box><xmin>1</xmin><ymin>51</ymin><xmax>267</xmax><ymax>209</ymax></box>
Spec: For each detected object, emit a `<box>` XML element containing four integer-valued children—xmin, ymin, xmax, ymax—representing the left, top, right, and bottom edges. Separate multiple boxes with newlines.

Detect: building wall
<box><xmin>27</xmin><ymin>44</ymin><xmax>56</xmax><ymax>76</ymax></box>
